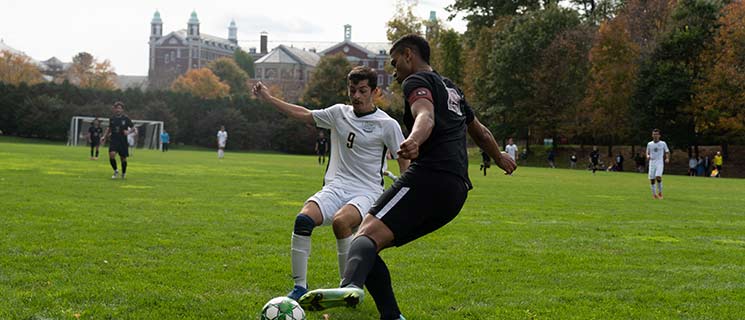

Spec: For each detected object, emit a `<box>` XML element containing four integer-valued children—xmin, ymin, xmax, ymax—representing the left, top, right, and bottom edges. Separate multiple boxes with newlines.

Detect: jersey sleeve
<box><xmin>382</xmin><ymin>120</ymin><xmax>405</xmax><ymax>159</ymax></box>
<box><xmin>311</xmin><ymin>104</ymin><xmax>341</xmax><ymax>129</ymax></box>
<box><xmin>462</xmin><ymin>95</ymin><xmax>475</xmax><ymax>124</ymax></box>
<box><xmin>664</xmin><ymin>142</ymin><xmax>670</xmax><ymax>153</ymax></box>
<box><xmin>125</xmin><ymin>117</ymin><xmax>134</xmax><ymax>129</ymax></box>
<box><xmin>402</xmin><ymin>75</ymin><xmax>434</xmax><ymax>106</ymax></box>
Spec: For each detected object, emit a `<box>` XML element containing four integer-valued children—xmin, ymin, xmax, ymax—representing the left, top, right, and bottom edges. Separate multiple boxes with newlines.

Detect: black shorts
<box><xmin>109</xmin><ymin>140</ymin><xmax>129</xmax><ymax>157</ymax></box>
<box><xmin>369</xmin><ymin>167</ymin><xmax>469</xmax><ymax>247</ymax></box>
<box><xmin>90</xmin><ymin>140</ymin><xmax>100</xmax><ymax>147</ymax></box>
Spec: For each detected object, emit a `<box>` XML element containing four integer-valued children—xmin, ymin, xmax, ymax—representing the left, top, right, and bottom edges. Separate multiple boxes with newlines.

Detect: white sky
<box><xmin>0</xmin><ymin>0</ymin><xmax>467</xmax><ymax>75</ymax></box>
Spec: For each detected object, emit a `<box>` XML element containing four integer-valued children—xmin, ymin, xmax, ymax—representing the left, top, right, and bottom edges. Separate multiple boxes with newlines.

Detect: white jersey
<box><xmin>312</xmin><ymin>104</ymin><xmax>405</xmax><ymax>194</ymax></box>
<box><xmin>505</xmin><ymin>144</ymin><xmax>518</xmax><ymax>160</ymax></box>
<box><xmin>217</xmin><ymin>130</ymin><xmax>228</xmax><ymax>146</ymax></box>
<box><xmin>647</xmin><ymin>140</ymin><xmax>669</xmax><ymax>163</ymax></box>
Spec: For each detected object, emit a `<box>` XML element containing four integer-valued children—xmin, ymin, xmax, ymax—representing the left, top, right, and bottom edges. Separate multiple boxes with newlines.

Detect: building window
<box><xmin>377</xmin><ymin>74</ymin><xmax>384</xmax><ymax>86</ymax></box>
<box><xmin>164</xmin><ymin>53</ymin><xmax>169</xmax><ymax>64</ymax></box>
<box><xmin>378</xmin><ymin>60</ymin><xmax>384</xmax><ymax>69</ymax></box>
<box><xmin>388</xmin><ymin>75</ymin><xmax>393</xmax><ymax>84</ymax></box>
<box><xmin>177</xmin><ymin>49</ymin><xmax>181</xmax><ymax>58</ymax></box>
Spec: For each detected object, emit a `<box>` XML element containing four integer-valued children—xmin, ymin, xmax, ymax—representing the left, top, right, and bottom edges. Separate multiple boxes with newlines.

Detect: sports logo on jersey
<box><xmin>363</xmin><ymin>122</ymin><xmax>376</xmax><ymax>133</ymax></box>
<box><xmin>416</xmin><ymin>90</ymin><xmax>427</xmax><ymax>96</ymax></box>
<box><xmin>654</xmin><ymin>148</ymin><xmax>659</xmax><ymax>153</ymax></box>
<box><xmin>444</xmin><ymin>84</ymin><xmax>463</xmax><ymax>116</ymax></box>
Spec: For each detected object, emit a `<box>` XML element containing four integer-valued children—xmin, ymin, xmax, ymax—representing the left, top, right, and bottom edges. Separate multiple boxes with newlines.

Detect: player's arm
<box><xmin>101</xmin><ymin>127</ymin><xmax>111</xmax><ymax>143</ymax></box>
<box><xmin>252</xmin><ymin>81</ymin><xmax>314</xmax><ymax>124</ymax></box>
<box><xmin>467</xmin><ymin>117</ymin><xmax>516</xmax><ymax>174</ymax></box>
<box><xmin>665</xmin><ymin>151</ymin><xmax>670</xmax><ymax>164</ymax></box>
<box><xmin>398</xmin><ymin>99</ymin><xmax>434</xmax><ymax>160</ymax></box>
<box><xmin>397</xmin><ymin>157</ymin><xmax>410</xmax><ymax>174</ymax></box>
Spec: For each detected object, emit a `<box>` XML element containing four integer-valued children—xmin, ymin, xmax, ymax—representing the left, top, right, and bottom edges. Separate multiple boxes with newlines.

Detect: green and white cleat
<box><xmin>297</xmin><ymin>286</ymin><xmax>364</xmax><ymax>311</ymax></box>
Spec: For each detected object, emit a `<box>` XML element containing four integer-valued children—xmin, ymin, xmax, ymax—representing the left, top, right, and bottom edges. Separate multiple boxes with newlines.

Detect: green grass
<box><xmin>1</xmin><ymin>136</ymin><xmax>744</xmax><ymax>320</ymax></box>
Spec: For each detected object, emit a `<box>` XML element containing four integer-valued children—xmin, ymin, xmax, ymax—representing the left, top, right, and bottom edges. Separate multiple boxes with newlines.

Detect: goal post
<box><xmin>67</xmin><ymin>116</ymin><xmax>165</xmax><ymax>150</ymax></box>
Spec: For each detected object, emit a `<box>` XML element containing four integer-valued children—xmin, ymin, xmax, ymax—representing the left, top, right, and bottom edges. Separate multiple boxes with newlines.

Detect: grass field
<box><xmin>1</xmin><ymin>137</ymin><xmax>745</xmax><ymax>320</ymax></box>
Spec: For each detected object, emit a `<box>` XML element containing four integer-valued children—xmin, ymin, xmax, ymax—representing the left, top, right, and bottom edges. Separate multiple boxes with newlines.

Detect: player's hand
<box><xmin>397</xmin><ymin>138</ymin><xmax>419</xmax><ymax>160</ymax></box>
<box><xmin>665</xmin><ymin>158</ymin><xmax>670</xmax><ymax>164</ymax></box>
<box><xmin>252</xmin><ymin>81</ymin><xmax>271</xmax><ymax>100</ymax></box>
<box><xmin>497</xmin><ymin>151</ymin><xmax>517</xmax><ymax>175</ymax></box>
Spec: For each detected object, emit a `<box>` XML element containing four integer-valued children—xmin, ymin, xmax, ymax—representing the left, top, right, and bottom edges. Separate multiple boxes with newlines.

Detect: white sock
<box><xmin>657</xmin><ymin>182</ymin><xmax>663</xmax><ymax>194</ymax></box>
<box><xmin>218</xmin><ymin>150</ymin><xmax>224</xmax><ymax>158</ymax></box>
<box><xmin>336</xmin><ymin>236</ymin><xmax>353</xmax><ymax>279</ymax></box>
<box><xmin>650</xmin><ymin>184</ymin><xmax>656</xmax><ymax>196</ymax></box>
<box><xmin>291</xmin><ymin>233</ymin><xmax>311</xmax><ymax>288</ymax></box>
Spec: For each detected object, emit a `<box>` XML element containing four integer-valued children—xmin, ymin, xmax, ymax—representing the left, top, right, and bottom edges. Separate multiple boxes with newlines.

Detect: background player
<box><xmin>217</xmin><ymin>126</ymin><xmax>228</xmax><ymax>159</ymax></box>
<box><xmin>253</xmin><ymin>66</ymin><xmax>409</xmax><ymax>301</ymax></box>
<box><xmin>590</xmin><ymin>146</ymin><xmax>600</xmax><ymax>175</ymax></box>
<box><xmin>505</xmin><ymin>137</ymin><xmax>518</xmax><ymax>161</ymax></box>
<box><xmin>100</xmin><ymin>102</ymin><xmax>132</xmax><ymax>179</ymax></box>
<box><xmin>87</xmin><ymin>118</ymin><xmax>103</xmax><ymax>160</ymax></box>
<box><xmin>299</xmin><ymin>34</ymin><xmax>516</xmax><ymax>320</ymax></box>
<box><xmin>315</xmin><ymin>131</ymin><xmax>328</xmax><ymax>165</ymax></box>
<box><xmin>646</xmin><ymin>129</ymin><xmax>670</xmax><ymax>199</ymax></box>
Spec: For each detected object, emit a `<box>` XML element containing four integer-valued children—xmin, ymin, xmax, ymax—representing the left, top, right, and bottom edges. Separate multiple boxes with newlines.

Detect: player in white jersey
<box><xmin>252</xmin><ymin>66</ymin><xmax>409</xmax><ymax>301</ymax></box>
<box><xmin>217</xmin><ymin>126</ymin><xmax>228</xmax><ymax>159</ymax></box>
<box><xmin>646</xmin><ymin>129</ymin><xmax>670</xmax><ymax>199</ymax></box>
<box><xmin>505</xmin><ymin>138</ymin><xmax>518</xmax><ymax>161</ymax></box>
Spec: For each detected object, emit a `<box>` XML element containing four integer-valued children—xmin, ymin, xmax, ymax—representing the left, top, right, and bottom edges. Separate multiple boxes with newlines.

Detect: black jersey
<box><xmin>316</xmin><ymin>137</ymin><xmax>328</xmax><ymax>153</ymax></box>
<box><xmin>109</xmin><ymin>115</ymin><xmax>133</xmax><ymax>144</ymax></box>
<box><xmin>590</xmin><ymin>150</ymin><xmax>600</xmax><ymax>164</ymax></box>
<box><xmin>89</xmin><ymin>126</ymin><xmax>103</xmax><ymax>140</ymax></box>
<box><xmin>401</xmin><ymin>71</ymin><xmax>475</xmax><ymax>189</ymax></box>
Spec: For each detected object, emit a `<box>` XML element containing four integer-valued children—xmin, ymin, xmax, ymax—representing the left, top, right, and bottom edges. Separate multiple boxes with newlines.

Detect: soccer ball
<box><xmin>260</xmin><ymin>296</ymin><xmax>306</xmax><ymax>320</ymax></box>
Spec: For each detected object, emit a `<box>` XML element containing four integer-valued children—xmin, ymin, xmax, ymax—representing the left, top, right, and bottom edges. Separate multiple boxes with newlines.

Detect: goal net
<box><xmin>67</xmin><ymin>116</ymin><xmax>165</xmax><ymax>150</ymax></box>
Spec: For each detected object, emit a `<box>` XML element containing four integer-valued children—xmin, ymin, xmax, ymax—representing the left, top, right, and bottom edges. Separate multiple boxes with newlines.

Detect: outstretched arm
<box><xmin>467</xmin><ymin>117</ymin><xmax>516</xmax><ymax>174</ymax></box>
<box><xmin>397</xmin><ymin>99</ymin><xmax>434</xmax><ymax>160</ymax></box>
<box><xmin>252</xmin><ymin>81</ymin><xmax>314</xmax><ymax>124</ymax></box>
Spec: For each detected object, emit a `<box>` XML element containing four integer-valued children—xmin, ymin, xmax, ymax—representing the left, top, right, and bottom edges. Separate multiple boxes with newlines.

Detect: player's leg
<box><xmin>288</xmin><ymin>200</ymin><xmax>324</xmax><ymax>300</ymax></box>
<box><xmin>94</xmin><ymin>145</ymin><xmax>99</xmax><ymax>159</ymax></box>
<box><xmin>90</xmin><ymin>143</ymin><xmax>95</xmax><ymax>159</ymax></box>
<box><xmin>109</xmin><ymin>145</ymin><xmax>118</xmax><ymax>178</ymax></box>
<box><xmin>648</xmin><ymin>163</ymin><xmax>658</xmax><ymax>199</ymax></box>
<box><xmin>120</xmin><ymin>155</ymin><xmax>128</xmax><ymax>179</ymax></box>
<box><xmin>332</xmin><ymin>197</ymin><xmax>372</xmax><ymax>278</ymax></box>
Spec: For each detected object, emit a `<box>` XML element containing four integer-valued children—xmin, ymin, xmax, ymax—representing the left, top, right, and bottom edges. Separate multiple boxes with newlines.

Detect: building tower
<box><xmin>260</xmin><ymin>31</ymin><xmax>268</xmax><ymax>54</ymax></box>
<box><xmin>344</xmin><ymin>24</ymin><xmax>352</xmax><ymax>42</ymax></box>
<box><xmin>187</xmin><ymin>11</ymin><xmax>200</xmax><ymax>39</ymax></box>
<box><xmin>228</xmin><ymin>20</ymin><xmax>238</xmax><ymax>45</ymax></box>
<box><xmin>149</xmin><ymin>10</ymin><xmax>163</xmax><ymax>72</ymax></box>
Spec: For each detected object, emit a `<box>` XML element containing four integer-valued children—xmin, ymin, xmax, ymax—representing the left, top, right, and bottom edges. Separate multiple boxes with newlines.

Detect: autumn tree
<box><xmin>207</xmin><ymin>57</ymin><xmax>249</xmax><ymax>95</ymax></box>
<box><xmin>691</xmin><ymin>0</ymin><xmax>745</xmax><ymax>145</ymax></box>
<box><xmin>171</xmin><ymin>68</ymin><xmax>230</xmax><ymax>99</ymax></box>
<box><xmin>0</xmin><ymin>50</ymin><xmax>44</xmax><ymax>85</ymax></box>
<box><xmin>581</xmin><ymin>17</ymin><xmax>640</xmax><ymax>150</ymax></box>
<box><xmin>66</xmin><ymin>52</ymin><xmax>117</xmax><ymax>90</ymax></box>
<box><xmin>387</xmin><ymin>0</ymin><xmax>423</xmax><ymax>41</ymax></box>
<box><xmin>301</xmin><ymin>53</ymin><xmax>353</xmax><ymax>109</ymax></box>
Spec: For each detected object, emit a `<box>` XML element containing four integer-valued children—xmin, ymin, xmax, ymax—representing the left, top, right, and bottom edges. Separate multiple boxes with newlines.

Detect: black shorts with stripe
<box><xmin>369</xmin><ymin>166</ymin><xmax>469</xmax><ymax>247</ymax></box>
<box><xmin>109</xmin><ymin>138</ymin><xmax>129</xmax><ymax>157</ymax></box>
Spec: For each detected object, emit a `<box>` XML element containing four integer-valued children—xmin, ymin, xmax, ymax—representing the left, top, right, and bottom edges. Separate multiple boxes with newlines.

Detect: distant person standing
<box><xmin>634</xmin><ymin>152</ymin><xmax>645</xmax><ymax>173</ymax></box>
<box><xmin>713</xmin><ymin>151</ymin><xmax>723</xmax><ymax>177</ymax></box>
<box><xmin>646</xmin><ymin>129</ymin><xmax>670</xmax><ymax>199</ymax></box>
<box><xmin>615</xmin><ymin>153</ymin><xmax>624</xmax><ymax>172</ymax></box>
<box><xmin>505</xmin><ymin>138</ymin><xmax>518</xmax><ymax>161</ymax></box>
<box><xmin>100</xmin><ymin>101</ymin><xmax>133</xmax><ymax>179</ymax></box>
<box><xmin>688</xmin><ymin>156</ymin><xmax>697</xmax><ymax>176</ymax></box>
<box><xmin>315</xmin><ymin>131</ymin><xmax>328</xmax><ymax>165</ymax></box>
<box><xmin>87</xmin><ymin>119</ymin><xmax>103</xmax><ymax>160</ymax></box>
<box><xmin>547</xmin><ymin>149</ymin><xmax>556</xmax><ymax>168</ymax></box>
<box><xmin>160</xmin><ymin>130</ymin><xmax>170</xmax><ymax>152</ymax></box>
<box><xmin>480</xmin><ymin>149</ymin><xmax>491</xmax><ymax>176</ymax></box>
<box><xmin>589</xmin><ymin>146</ymin><xmax>600</xmax><ymax>175</ymax></box>
<box><xmin>217</xmin><ymin>126</ymin><xmax>228</xmax><ymax>159</ymax></box>
<box><xmin>570</xmin><ymin>153</ymin><xmax>577</xmax><ymax>169</ymax></box>
<box><xmin>127</xmin><ymin>125</ymin><xmax>138</xmax><ymax>157</ymax></box>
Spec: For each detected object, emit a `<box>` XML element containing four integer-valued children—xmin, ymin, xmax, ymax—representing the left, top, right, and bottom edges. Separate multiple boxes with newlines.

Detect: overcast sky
<box><xmin>0</xmin><ymin>0</ymin><xmax>466</xmax><ymax>75</ymax></box>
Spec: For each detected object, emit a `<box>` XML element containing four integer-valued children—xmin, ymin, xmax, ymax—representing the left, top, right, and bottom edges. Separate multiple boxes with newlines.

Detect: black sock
<box><xmin>91</xmin><ymin>146</ymin><xmax>94</xmax><ymax>157</ymax></box>
<box><xmin>366</xmin><ymin>255</ymin><xmax>401</xmax><ymax>320</ymax></box>
<box><xmin>341</xmin><ymin>235</ymin><xmax>378</xmax><ymax>289</ymax></box>
<box><xmin>122</xmin><ymin>161</ymin><xmax>127</xmax><ymax>174</ymax></box>
<box><xmin>95</xmin><ymin>149</ymin><xmax>99</xmax><ymax>157</ymax></box>
<box><xmin>110</xmin><ymin>159</ymin><xmax>117</xmax><ymax>171</ymax></box>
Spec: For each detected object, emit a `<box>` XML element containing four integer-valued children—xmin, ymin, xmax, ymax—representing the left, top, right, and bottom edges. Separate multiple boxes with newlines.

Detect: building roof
<box><xmin>151</xmin><ymin>11</ymin><xmax>162</xmax><ymax>24</ymax></box>
<box><xmin>320</xmin><ymin>40</ymin><xmax>390</xmax><ymax>57</ymax></box>
<box><xmin>157</xmin><ymin>30</ymin><xmax>238</xmax><ymax>51</ymax></box>
<box><xmin>188</xmin><ymin>11</ymin><xmax>199</xmax><ymax>24</ymax></box>
<box><xmin>255</xmin><ymin>45</ymin><xmax>320</xmax><ymax>67</ymax></box>
<box><xmin>239</xmin><ymin>40</ymin><xmax>390</xmax><ymax>57</ymax></box>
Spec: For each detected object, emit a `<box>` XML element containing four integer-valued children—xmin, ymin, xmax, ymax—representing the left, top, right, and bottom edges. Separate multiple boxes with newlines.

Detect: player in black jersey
<box><xmin>315</xmin><ymin>131</ymin><xmax>328</xmax><ymax>165</ymax></box>
<box><xmin>589</xmin><ymin>146</ymin><xmax>600</xmax><ymax>175</ymax></box>
<box><xmin>101</xmin><ymin>101</ymin><xmax>133</xmax><ymax>179</ymax></box>
<box><xmin>88</xmin><ymin>119</ymin><xmax>103</xmax><ymax>160</ymax></box>
<box><xmin>299</xmin><ymin>34</ymin><xmax>517</xmax><ymax>319</ymax></box>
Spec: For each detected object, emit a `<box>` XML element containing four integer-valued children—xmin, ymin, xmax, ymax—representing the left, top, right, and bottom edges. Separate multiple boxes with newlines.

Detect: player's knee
<box><xmin>656</xmin><ymin>177</ymin><xmax>662</xmax><ymax>182</ymax></box>
<box><xmin>332</xmin><ymin>214</ymin><xmax>355</xmax><ymax>237</ymax></box>
<box><xmin>294</xmin><ymin>214</ymin><xmax>315</xmax><ymax>236</ymax></box>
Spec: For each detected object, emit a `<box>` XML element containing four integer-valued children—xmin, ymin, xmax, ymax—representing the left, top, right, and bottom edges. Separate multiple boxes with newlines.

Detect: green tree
<box><xmin>301</xmin><ymin>53</ymin><xmax>353</xmax><ymax>108</ymax></box>
<box><xmin>632</xmin><ymin>0</ymin><xmax>723</xmax><ymax>150</ymax></box>
<box><xmin>207</xmin><ymin>57</ymin><xmax>249</xmax><ymax>95</ymax></box>
<box><xmin>432</xmin><ymin>28</ymin><xmax>464</xmax><ymax>85</ymax></box>
<box><xmin>234</xmin><ymin>49</ymin><xmax>255</xmax><ymax>78</ymax></box>
<box><xmin>387</xmin><ymin>0</ymin><xmax>423</xmax><ymax>41</ymax></box>
<box><xmin>446</xmin><ymin>0</ymin><xmax>541</xmax><ymax>31</ymax></box>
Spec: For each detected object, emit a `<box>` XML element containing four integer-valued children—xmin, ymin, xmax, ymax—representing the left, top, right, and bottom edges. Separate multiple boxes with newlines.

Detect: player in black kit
<box><xmin>315</xmin><ymin>131</ymin><xmax>328</xmax><ymax>165</ymax></box>
<box><xmin>589</xmin><ymin>146</ymin><xmax>600</xmax><ymax>175</ymax></box>
<box><xmin>299</xmin><ymin>34</ymin><xmax>517</xmax><ymax>320</ymax></box>
<box><xmin>101</xmin><ymin>101</ymin><xmax>133</xmax><ymax>179</ymax></box>
<box><xmin>88</xmin><ymin>119</ymin><xmax>103</xmax><ymax>160</ymax></box>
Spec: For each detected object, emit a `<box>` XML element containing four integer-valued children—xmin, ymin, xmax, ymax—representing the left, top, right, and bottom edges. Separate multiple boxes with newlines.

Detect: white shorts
<box><xmin>306</xmin><ymin>183</ymin><xmax>379</xmax><ymax>226</ymax></box>
<box><xmin>218</xmin><ymin>141</ymin><xmax>226</xmax><ymax>148</ymax></box>
<box><xmin>127</xmin><ymin>136</ymin><xmax>135</xmax><ymax>147</ymax></box>
<box><xmin>649</xmin><ymin>162</ymin><xmax>664</xmax><ymax>179</ymax></box>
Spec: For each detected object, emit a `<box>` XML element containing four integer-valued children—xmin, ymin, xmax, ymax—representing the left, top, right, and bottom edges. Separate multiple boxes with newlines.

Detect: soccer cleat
<box><xmin>399</xmin><ymin>315</ymin><xmax>407</xmax><ymax>320</ymax></box>
<box><xmin>287</xmin><ymin>285</ymin><xmax>308</xmax><ymax>301</ymax></box>
<box><xmin>653</xmin><ymin>194</ymin><xmax>659</xmax><ymax>199</ymax></box>
<box><xmin>657</xmin><ymin>193</ymin><xmax>663</xmax><ymax>200</ymax></box>
<box><xmin>298</xmin><ymin>286</ymin><xmax>364</xmax><ymax>311</ymax></box>
<box><xmin>111</xmin><ymin>171</ymin><xmax>118</xmax><ymax>179</ymax></box>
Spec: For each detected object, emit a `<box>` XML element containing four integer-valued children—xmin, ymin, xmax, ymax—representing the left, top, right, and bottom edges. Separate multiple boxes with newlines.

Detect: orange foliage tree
<box><xmin>66</xmin><ymin>52</ymin><xmax>117</xmax><ymax>90</ymax></box>
<box><xmin>171</xmin><ymin>68</ymin><xmax>230</xmax><ymax>99</ymax></box>
<box><xmin>0</xmin><ymin>50</ymin><xmax>44</xmax><ymax>85</ymax></box>
<box><xmin>691</xmin><ymin>0</ymin><xmax>745</xmax><ymax>143</ymax></box>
